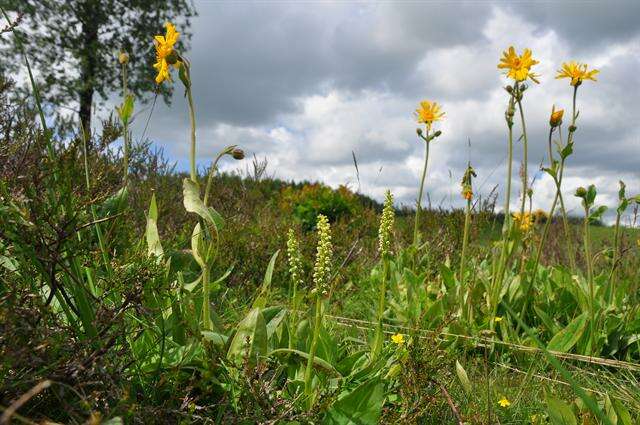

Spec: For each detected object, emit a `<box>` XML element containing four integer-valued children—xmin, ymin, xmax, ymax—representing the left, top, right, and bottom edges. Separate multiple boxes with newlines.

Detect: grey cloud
<box><xmin>507</xmin><ymin>1</ymin><xmax>640</xmax><ymax>51</ymax></box>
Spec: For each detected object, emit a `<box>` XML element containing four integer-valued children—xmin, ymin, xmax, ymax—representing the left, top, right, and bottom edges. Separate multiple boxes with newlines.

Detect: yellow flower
<box><xmin>494</xmin><ymin>316</ymin><xmax>503</xmax><ymax>323</ymax></box>
<box><xmin>531</xmin><ymin>414</ymin><xmax>539</xmax><ymax>423</ymax></box>
<box><xmin>391</xmin><ymin>333</ymin><xmax>405</xmax><ymax>346</ymax></box>
<box><xmin>153</xmin><ymin>22</ymin><xmax>181</xmax><ymax>84</ymax></box>
<box><xmin>513</xmin><ymin>212</ymin><xmax>533</xmax><ymax>232</ymax></box>
<box><xmin>498</xmin><ymin>46</ymin><xmax>540</xmax><ymax>83</ymax></box>
<box><xmin>415</xmin><ymin>100</ymin><xmax>445</xmax><ymax>130</ymax></box>
<box><xmin>556</xmin><ymin>61</ymin><xmax>599</xmax><ymax>86</ymax></box>
<box><xmin>498</xmin><ymin>397</ymin><xmax>511</xmax><ymax>408</ymax></box>
<box><xmin>549</xmin><ymin>105</ymin><xmax>564</xmax><ymax>128</ymax></box>
<box><xmin>533</xmin><ymin>209</ymin><xmax>548</xmax><ymax>223</ymax></box>
<box><xmin>154</xmin><ymin>22</ymin><xmax>180</xmax><ymax>60</ymax></box>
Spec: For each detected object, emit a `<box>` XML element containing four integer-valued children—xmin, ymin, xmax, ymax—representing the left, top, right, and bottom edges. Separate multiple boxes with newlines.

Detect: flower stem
<box><xmin>583</xmin><ymin>204</ymin><xmax>595</xmax><ymax>352</ymax></box>
<box><xmin>608</xmin><ymin>211</ymin><xmax>622</xmax><ymax>302</ymax></box>
<box><xmin>413</xmin><ymin>128</ymin><xmax>430</xmax><ymax>248</ymax></box>
<box><xmin>186</xmin><ymin>83</ymin><xmax>198</xmax><ymax>184</ymax></box>
<box><xmin>304</xmin><ymin>294</ymin><xmax>323</xmax><ymax>407</ymax></box>
<box><xmin>122</xmin><ymin>62</ymin><xmax>130</xmax><ymax>185</ymax></box>
<box><xmin>516</xmin><ymin>97</ymin><xmax>528</xmax><ymax>217</ymax></box>
<box><xmin>372</xmin><ymin>257</ymin><xmax>389</xmax><ymax>360</ymax></box>
<box><xmin>459</xmin><ymin>197</ymin><xmax>472</xmax><ymax>282</ymax></box>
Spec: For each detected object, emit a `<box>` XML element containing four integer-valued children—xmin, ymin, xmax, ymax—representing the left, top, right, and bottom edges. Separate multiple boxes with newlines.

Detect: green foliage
<box><xmin>281</xmin><ymin>183</ymin><xmax>363</xmax><ymax>230</ymax></box>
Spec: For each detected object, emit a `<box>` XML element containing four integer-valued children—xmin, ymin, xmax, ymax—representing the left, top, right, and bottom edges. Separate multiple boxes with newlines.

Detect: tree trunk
<box><xmin>78</xmin><ymin>0</ymin><xmax>99</xmax><ymax>140</ymax></box>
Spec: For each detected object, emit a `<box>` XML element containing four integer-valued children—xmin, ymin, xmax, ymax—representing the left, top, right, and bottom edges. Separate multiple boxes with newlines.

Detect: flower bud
<box><xmin>118</xmin><ymin>52</ymin><xmax>129</xmax><ymax>65</ymax></box>
<box><xmin>549</xmin><ymin>106</ymin><xmax>564</xmax><ymax>128</ymax></box>
<box><xmin>504</xmin><ymin>85</ymin><xmax>513</xmax><ymax>94</ymax></box>
<box><xmin>568</xmin><ymin>125</ymin><xmax>577</xmax><ymax>133</ymax></box>
<box><xmin>433</xmin><ymin>130</ymin><xmax>442</xmax><ymax>138</ymax></box>
<box><xmin>416</xmin><ymin>128</ymin><xmax>423</xmax><ymax>136</ymax></box>
<box><xmin>575</xmin><ymin>187</ymin><xmax>587</xmax><ymax>198</ymax></box>
<box><xmin>231</xmin><ymin>148</ymin><xmax>245</xmax><ymax>160</ymax></box>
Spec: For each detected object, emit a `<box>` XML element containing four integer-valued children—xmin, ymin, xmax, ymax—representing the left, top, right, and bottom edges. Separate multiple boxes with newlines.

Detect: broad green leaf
<box><xmin>182</xmin><ymin>178</ymin><xmax>224</xmax><ymax>231</ymax></box>
<box><xmin>323</xmin><ymin>377</ymin><xmax>385</xmax><ymax>425</ymax></box>
<box><xmin>190</xmin><ymin>223</ymin><xmax>206</xmax><ymax>268</ymax></box>
<box><xmin>227</xmin><ymin>308</ymin><xmax>267</xmax><ymax>366</ymax></box>
<box><xmin>116</xmin><ymin>94</ymin><xmax>135</xmax><ymax>124</ymax></box>
<box><xmin>146</xmin><ymin>193</ymin><xmax>163</xmax><ymax>258</ymax></box>
<box><xmin>99</xmin><ymin>186</ymin><xmax>128</xmax><ymax>217</ymax></box>
<box><xmin>546</xmin><ymin>397</ymin><xmax>577</xmax><ymax>425</ymax></box>
<box><xmin>547</xmin><ymin>313</ymin><xmax>588</xmax><ymax>352</ymax></box>
<box><xmin>268</xmin><ymin>348</ymin><xmax>341</xmax><ymax>377</ymax></box>
<box><xmin>612</xmin><ymin>398</ymin><xmax>632</xmax><ymax>425</ymax></box>
<box><xmin>455</xmin><ymin>360</ymin><xmax>472</xmax><ymax>395</ymax></box>
<box><xmin>201</xmin><ymin>331</ymin><xmax>228</xmax><ymax>348</ymax></box>
<box><xmin>253</xmin><ymin>250</ymin><xmax>280</xmax><ymax>309</ymax></box>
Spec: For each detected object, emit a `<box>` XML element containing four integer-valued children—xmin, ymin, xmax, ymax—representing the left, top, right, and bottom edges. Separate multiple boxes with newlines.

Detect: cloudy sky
<box><xmin>132</xmin><ymin>1</ymin><xmax>640</xmax><ymax>223</ymax></box>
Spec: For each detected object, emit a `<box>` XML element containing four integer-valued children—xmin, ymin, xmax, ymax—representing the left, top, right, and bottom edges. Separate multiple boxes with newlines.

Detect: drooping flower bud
<box><xmin>118</xmin><ymin>52</ymin><xmax>129</xmax><ymax>65</ymax></box>
<box><xmin>231</xmin><ymin>148</ymin><xmax>245</xmax><ymax>160</ymax></box>
<box><xmin>575</xmin><ymin>187</ymin><xmax>587</xmax><ymax>198</ymax></box>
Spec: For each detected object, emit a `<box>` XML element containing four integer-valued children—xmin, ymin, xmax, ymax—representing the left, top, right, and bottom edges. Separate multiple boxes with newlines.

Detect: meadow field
<box><xmin>2</xmin><ymin>14</ymin><xmax>640</xmax><ymax>425</ymax></box>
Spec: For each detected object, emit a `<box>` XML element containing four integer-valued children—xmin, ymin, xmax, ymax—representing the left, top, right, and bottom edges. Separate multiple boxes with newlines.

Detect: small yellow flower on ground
<box><xmin>498</xmin><ymin>46</ymin><xmax>539</xmax><ymax>83</ymax></box>
<box><xmin>498</xmin><ymin>397</ymin><xmax>511</xmax><ymax>408</ymax></box>
<box><xmin>513</xmin><ymin>211</ymin><xmax>533</xmax><ymax>232</ymax></box>
<box><xmin>391</xmin><ymin>333</ymin><xmax>405</xmax><ymax>346</ymax></box>
<box><xmin>556</xmin><ymin>61</ymin><xmax>599</xmax><ymax>86</ymax></box>
<box><xmin>494</xmin><ymin>316</ymin><xmax>503</xmax><ymax>322</ymax></box>
<box><xmin>153</xmin><ymin>22</ymin><xmax>181</xmax><ymax>84</ymax></box>
<box><xmin>415</xmin><ymin>100</ymin><xmax>445</xmax><ymax>130</ymax></box>
<box><xmin>549</xmin><ymin>105</ymin><xmax>564</xmax><ymax>128</ymax></box>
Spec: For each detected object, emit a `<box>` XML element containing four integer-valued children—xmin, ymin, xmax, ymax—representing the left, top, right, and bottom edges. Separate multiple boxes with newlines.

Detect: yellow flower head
<box><xmin>512</xmin><ymin>212</ymin><xmax>533</xmax><ymax>232</ymax></box>
<box><xmin>415</xmin><ymin>100</ymin><xmax>445</xmax><ymax>130</ymax></box>
<box><xmin>153</xmin><ymin>22</ymin><xmax>181</xmax><ymax>84</ymax></box>
<box><xmin>391</xmin><ymin>333</ymin><xmax>405</xmax><ymax>346</ymax></box>
<box><xmin>498</xmin><ymin>46</ymin><xmax>540</xmax><ymax>83</ymax></box>
<box><xmin>494</xmin><ymin>316</ymin><xmax>503</xmax><ymax>323</ymax></box>
<box><xmin>498</xmin><ymin>397</ymin><xmax>511</xmax><ymax>408</ymax></box>
<box><xmin>556</xmin><ymin>61</ymin><xmax>599</xmax><ymax>86</ymax></box>
<box><xmin>549</xmin><ymin>105</ymin><xmax>564</xmax><ymax>128</ymax></box>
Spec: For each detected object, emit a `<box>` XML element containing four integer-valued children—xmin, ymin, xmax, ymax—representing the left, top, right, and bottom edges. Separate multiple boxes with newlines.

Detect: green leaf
<box><xmin>190</xmin><ymin>223</ymin><xmax>206</xmax><ymax>268</ymax></box>
<box><xmin>589</xmin><ymin>205</ymin><xmax>608</xmax><ymax>224</ymax></box>
<box><xmin>323</xmin><ymin>377</ymin><xmax>385</xmax><ymax>425</ymax></box>
<box><xmin>547</xmin><ymin>313</ymin><xmax>588</xmax><ymax>352</ymax></box>
<box><xmin>99</xmin><ymin>186</ymin><xmax>128</xmax><ymax>217</ymax></box>
<box><xmin>227</xmin><ymin>308</ymin><xmax>268</xmax><ymax>366</ymax></box>
<box><xmin>455</xmin><ymin>360</ymin><xmax>472</xmax><ymax>395</ymax></box>
<box><xmin>560</xmin><ymin>142</ymin><xmax>573</xmax><ymax>159</ymax></box>
<box><xmin>269</xmin><ymin>348</ymin><xmax>341</xmax><ymax>377</ymax></box>
<box><xmin>116</xmin><ymin>94</ymin><xmax>135</xmax><ymax>124</ymax></box>
<box><xmin>183</xmin><ymin>178</ymin><xmax>224</xmax><ymax>233</ymax></box>
<box><xmin>145</xmin><ymin>193</ymin><xmax>163</xmax><ymax>258</ymax></box>
<box><xmin>611</xmin><ymin>398</ymin><xmax>633</xmax><ymax>425</ymax></box>
<box><xmin>252</xmin><ymin>250</ymin><xmax>280</xmax><ymax>309</ymax></box>
<box><xmin>546</xmin><ymin>396</ymin><xmax>577</xmax><ymax>425</ymax></box>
